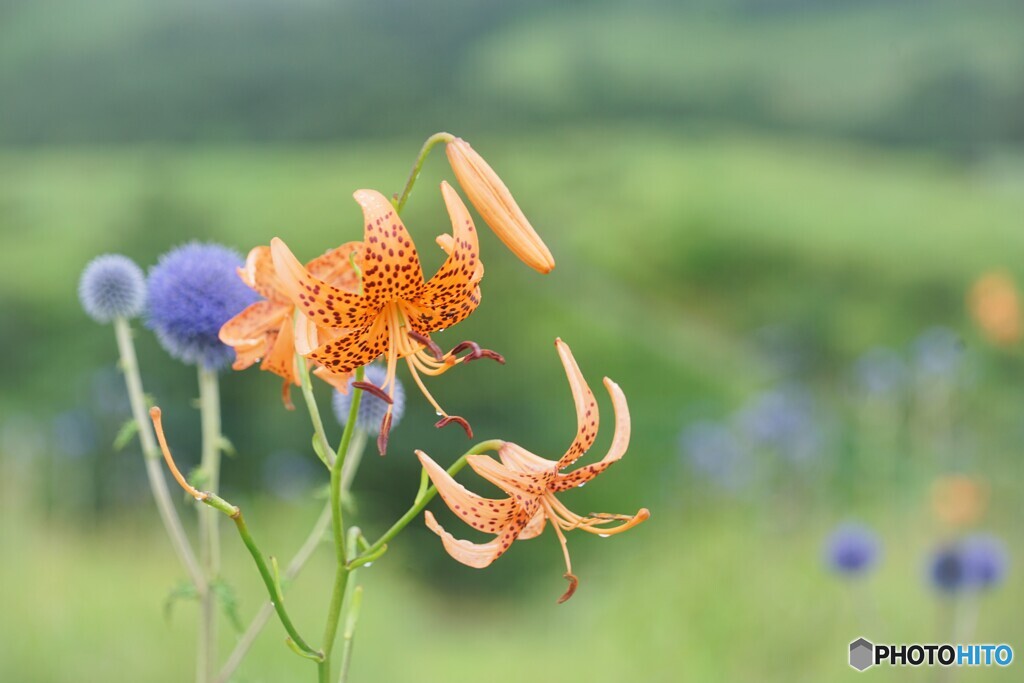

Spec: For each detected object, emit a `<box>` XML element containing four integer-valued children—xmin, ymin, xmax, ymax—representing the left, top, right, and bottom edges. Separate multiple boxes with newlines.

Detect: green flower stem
<box><xmin>215</xmin><ymin>501</ymin><xmax>333</xmax><ymax>683</ymax></box>
<box><xmin>348</xmin><ymin>440</ymin><xmax>503</xmax><ymax>569</ymax></box>
<box><xmin>318</xmin><ymin>366</ymin><xmax>365</xmax><ymax>683</ymax></box>
<box><xmin>393</xmin><ymin>131</ymin><xmax>454</xmax><ymax>213</ymax></box>
<box><xmin>337</xmin><ymin>527</ymin><xmax>364</xmax><ymax>683</ymax></box>
<box><xmin>193</xmin><ymin>492</ymin><xmax>323</xmax><ymax>662</ymax></box>
<box><xmin>197</xmin><ymin>366</ymin><xmax>223</xmax><ymax>683</ymax></box>
<box><xmin>297</xmin><ymin>357</ymin><xmax>337</xmax><ymax>468</ymax></box>
<box><xmin>112</xmin><ymin>318</ymin><xmax>205</xmax><ymax>591</ymax></box>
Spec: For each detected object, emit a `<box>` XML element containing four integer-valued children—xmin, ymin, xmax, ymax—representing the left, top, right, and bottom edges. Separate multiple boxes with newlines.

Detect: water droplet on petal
<box><xmin>435</xmin><ymin>411</ymin><xmax>443</xmax><ymax>416</ymax></box>
<box><xmin>598</xmin><ymin>534</ymin><xmax>610</xmax><ymax>538</ymax></box>
<box><xmin>576</xmin><ymin>482</ymin><xmax>586</xmax><ymax>488</ymax></box>
<box><xmin>363</xmin><ymin>562</ymin><xmax>373</xmax><ymax>568</ymax></box>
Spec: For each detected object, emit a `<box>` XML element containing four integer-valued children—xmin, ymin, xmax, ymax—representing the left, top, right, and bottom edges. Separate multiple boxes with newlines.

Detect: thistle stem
<box><xmin>349</xmin><ymin>440</ymin><xmax>503</xmax><ymax>568</ymax></box>
<box><xmin>215</xmin><ymin>501</ymin><xmax>333</xmax><ymax>683</ymax></box>
<box><xmin>394</xmin><ymin>131</ymin><xmax>454</xmax><ymax>213</ymax></box>
<box><xmin>197</xmin><ymin>366</ymin><xmax>223</xmax><ymax>683</ymax></box>
<box><xmin>112</xmin><ymin>318</ymin><xmax>205</xmax><ymax>592</ymax></box>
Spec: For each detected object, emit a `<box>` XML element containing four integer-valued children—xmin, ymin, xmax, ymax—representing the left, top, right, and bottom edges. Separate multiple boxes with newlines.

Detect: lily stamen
<box><xmin>351</xmin><ymin>381</ymin><xmax>393</xmax><ymax>405</ymax></box>
<box><xmin>435</xmin><ymin>415</ymin><xmax>473</xmax><ymax>438</ymax></box>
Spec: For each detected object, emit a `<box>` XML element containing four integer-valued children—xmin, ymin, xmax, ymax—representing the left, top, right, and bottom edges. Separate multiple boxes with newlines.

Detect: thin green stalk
<box><xmin>112</xmin><ymin>318</ymin><xmax>205</xmax><ymax>591</ymax></box>
<box><xmin>318</xmin><ymin>366</ymin><xmax>365</xmax><ymax>682</ymax></box>
<box><xmin>297</xmin><ymin>353</ymin><xmax>337</xmax><ymax>468</ymax></box>
<box><xmin>151</xmin><ymin>405</ymin><xmax>323</xmax><ymax>668</ymax></box>
<box><xmin>197</xmin><ymin>367</ymin><xmax>223</xmax><ymax>683</ymax></box>
<box><xmin>393</xmin><ymin>131</ymin><xmax>454</xmax><ymax>213</ymax></box>
<box><xmin>338</xmin><ymin>527</ymin><xmax>365</xmax><ymax>683</ymax></box>
<box><xmin>350</xmin><ymin>440</ymin><xmax>502</xmax><ymax>568</ymax></box>
<box><xmin>231</xmin><ymin>511</ymin><xmax>323</xmax><ymax>660</ymax></box>
<box><xmin>216</xmin><ymin>502</ymin><xmax>333</xmax><ymax>683</ymax></box>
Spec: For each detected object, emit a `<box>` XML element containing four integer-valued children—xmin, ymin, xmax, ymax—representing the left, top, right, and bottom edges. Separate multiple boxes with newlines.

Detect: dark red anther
<box><xmin>377</xmin><ymin>411</ymin><xmax>393</xmax><ymax>456</ymax></box>
<box><xmin>435</xmin><ymin>415</ymin><xmax>473</xmax><ymax>439</ymax></box>
<box><xmin>468</xmin><ymin>349</ymin><xmax>505</xmax><ymax>365</ymax></box>
<box><xmin>407</xmin><ymin>330</ymin><xmax>444</xmax><ymax>361</ymax></box>
<box><xmin>449</xmin><ymin>340</ymin><xmax>506</xmax><ymax>365</ymax></box>
<box><xmin>352</xmin><ymin>381</ymin><xmax>393</xmax><ymax>404</ymax></box>
<box><xmin>557</xmin><ymin>573</ymin><xmax>579</xmax><ymax>604</ymax></box>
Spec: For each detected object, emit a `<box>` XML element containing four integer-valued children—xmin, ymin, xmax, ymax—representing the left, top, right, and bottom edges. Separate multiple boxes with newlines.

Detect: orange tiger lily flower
<box><xmin>418</xmin><ymin>339</ymin><xmax>649</xmax><ymax>603</ymax></box>
<box><xmin>218</xmin><ymin>242</ymin><xmax>359</xmax><ymax>408</ymax></box>
<box><xmin>446</xmin><ymin>137</ymin><xmax>555</xmax><ymax>274</ymax></box>
<box><xmin>270</xmin><ymin>181</ymin><xmax>501</xmax><ymax>453</ymax></box>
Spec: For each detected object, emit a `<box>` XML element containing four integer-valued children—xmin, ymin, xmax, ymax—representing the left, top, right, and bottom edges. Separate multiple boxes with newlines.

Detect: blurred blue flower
<box><xmin>961</xmin><ymin>534</ymin><xmax>1009</xmax><ymax>589</ymax></box>
<box><xmin>78</xmin><ymin>254</ymin><xmax>146</xmax><ymax>323</ymax></box>
<box><xmin>52</xmin><ymin>410</ymin><xmax>99</xmax><ymax>460</ymax></box>
<box><xmin>825</xmin><ymin>523</ymin><xmax>881</xmax><ymax>576</ymax></box>
<box><xmin>852</xmin><ymin>346</ymin><xmax>906</xmax><ymax>398</ymax></box>
<box><xmin>333</xmin><ymin>365</ymin><xmax>405</xmax><ymax>433</ymax></box>
<box><xmin>146</xmin><ymin>243</ymin><xmax>257</xmax><ymax>369</ymax></box>
<box><xmin>736</xmin><ymin>387</ymin><xmax>820</xmax><ymax>461</ymax></box>
<box><xmin>913</xmin><ymin>327</ymin><xmax>964</xmax><ymax>381</ymax></box>
<box><xmin>929</xmin><ymin>544</ymin><xmax>969</xmax><ymax>593</ymax></box>
<box><xmin>678</xmin><ymin>420</ymin><xmax>750</xmax><ymax>490</ymax></box>
<box><xmin>261</xmin><ymin>450</ymin><xmax>321</xmax><ymax>500</ymax></box>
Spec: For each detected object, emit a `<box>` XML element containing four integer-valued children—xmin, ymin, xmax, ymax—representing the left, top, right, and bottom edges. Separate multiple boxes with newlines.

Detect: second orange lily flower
<box><xmin>418</xmin><ymin>339</ymin><xmax>649</xmax><ymax>602</ymax></box>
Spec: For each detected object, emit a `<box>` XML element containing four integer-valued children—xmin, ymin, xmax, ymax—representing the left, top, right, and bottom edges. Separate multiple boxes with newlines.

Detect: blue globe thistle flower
<box><xmin>852</xmin><ymin>346</ymin><xmax>906</xmax><ymax>397</ymax></box>
<box><xmin>678</xmin><ymin>420</ymin><xmax>750</xmax><ymax>491</ymax></box>
<box><xmin>913</xmin><ymin>327</ymin><xmax>964</xmax><ymax>381</ymax></box>
<box><xmin>333</xmin><ymin>365</ymin><xmax>405</xmax><ymax>433</ymax></box>
<box><xmin>736</xmin><ymin>386</ymin><xmax>820</xmax><ymax>462</ymax></box>
<box><xmin>961</xmin><ymin>534</ymin><xmax>1009</xmax><ymax>589</ymax></box>
<box><xmin>929</xmin><ymin>544</ymin><xmax>969</xmax><ymax>594</ymax></box>
<box><xmin>825</xmin><ymin>523</ymin><xmax>881</xmax><ymax>576</ymax></box>
<box><xmin>78</xmin><ymin>254</ymin><xmax>146</xmax><ymax>323</ymax></box>
<box><xmin>146</xmin><ymin>243</ymin><xmax>258</xmax><ymax>369</ymax></box>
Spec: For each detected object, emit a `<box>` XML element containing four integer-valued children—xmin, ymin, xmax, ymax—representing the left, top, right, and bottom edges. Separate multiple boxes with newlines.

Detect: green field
<box><xmin>3</xmin><ymin>127</ymin><xmax>1024</xmax><ymax>680</ymax></box>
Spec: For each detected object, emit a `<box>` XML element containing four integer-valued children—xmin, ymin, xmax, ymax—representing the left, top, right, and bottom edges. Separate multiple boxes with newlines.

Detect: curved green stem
<box><xmin>393</xmin><ymin>131</ymin><xmax>454</xmax><ymax>213</ymax></box>
<box><xmin>349</xmin><ymin>440</ymin><xmax>503</xmax><ymax>568</ymax></box>
<box><xmin>112</xmin><ymin>318</ymin><xmax>205</xmax><ymax>590</ymax></box>
<box><xmin>215</xmin><ymin>501</ymin><xmax>333</xmax><ymax>683</ymax></box>
<box><xmin>189</xmin><ymin>491</ymin><xmax>323</xmax><ymax>662</ymax></box>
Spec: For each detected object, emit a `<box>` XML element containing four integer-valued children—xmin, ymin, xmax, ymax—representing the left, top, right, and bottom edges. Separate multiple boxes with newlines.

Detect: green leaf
<box><xmin>311</xmin><ymin>434</ymin><xmax>329</xmax><ymax>467</ymax></box>
<box><xmin>217</xmin><ymin>435</ymin><xmax>237</xmax><ymax>458</ymax></box>
<box><xmin>210</xmin><ymin>579</ymin><xmax>244</xmax><ymax>634</ymax></box>
<box><xmin>163</xmin><ymin>580</ymin><xmax>200</xmax><ymax>622</ymax></box>
<box><xmin>113</xmin><ymin>419</ymin><xmax>139</xmax><ymax>451</ymax></box>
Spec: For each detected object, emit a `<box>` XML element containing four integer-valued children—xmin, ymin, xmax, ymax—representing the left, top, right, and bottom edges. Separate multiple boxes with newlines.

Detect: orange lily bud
<box><xmin>968</xmin><ymin>271</ymin><xmax>1022</xmax><ymax>347</ymax></box>
<box><xmin>931</xmin><ymin>474</ymin><xmax>988</xmax><ymax>528</ymax></box>
<box><xmin>446</xmin><ymin>137</ymin><xmax>555</xmax><ymax>274</ymax></box>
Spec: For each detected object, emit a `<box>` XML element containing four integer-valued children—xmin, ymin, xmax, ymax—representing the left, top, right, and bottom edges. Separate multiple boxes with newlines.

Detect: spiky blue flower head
<box><xmin>913</xmin><ymin>326</ymin><xmax>964</xmax><ymax>381</ymax></box>
<box><xmin>678</xmin><ymin>420</ymin><xmax>750</xmax><ymax>491</ymax></box>
<box><xmin>78</xmin><ymin>254</ymin><xmax>146</xmax><ymax>323</ymax></box>
<box><xmin>332</xmin><ymin>365</ymin><xmax>405</xmax><ymax>433</ymax></box>
<box><xmin>825</xmin><ymin>523</ymin><xmax>881</xmax><ymax>576</ymax></box>
<box><xmin>736</xmin><ymin>386</ymin><xmax>820</xmax><ymax>461</ymax></box>
<box><xmin>146</xmin><ymin>242</ymin><xmax>257</xmax><ymax>369</ymax></box>
<box><xmin>929</xmin><ymin>544</ymin><xmax>969</xmax><ymax>594</ymax></box>
<box><xmin>961</xmin><ymin>534</ymin><xmax>1009</xmax><ymax>589</ymax></box>
<box><xmin>853</xmin><ymin>346</ymin><xmax>906</xmax><ymax>397</ymax></box>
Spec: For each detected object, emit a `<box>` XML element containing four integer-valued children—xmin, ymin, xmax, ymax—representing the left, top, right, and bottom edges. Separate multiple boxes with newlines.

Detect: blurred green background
<box><xmin>2</xmin><ymin>0</ymin><xmax>1024</xmax><ymax>680</ymax></box>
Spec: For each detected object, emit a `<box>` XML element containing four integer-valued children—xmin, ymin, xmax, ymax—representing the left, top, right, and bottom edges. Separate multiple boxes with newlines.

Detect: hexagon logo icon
<box><xmin>849</xmin><ymin>637</ymin><xmax>874</xmax><ymax>671</ymax></box>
